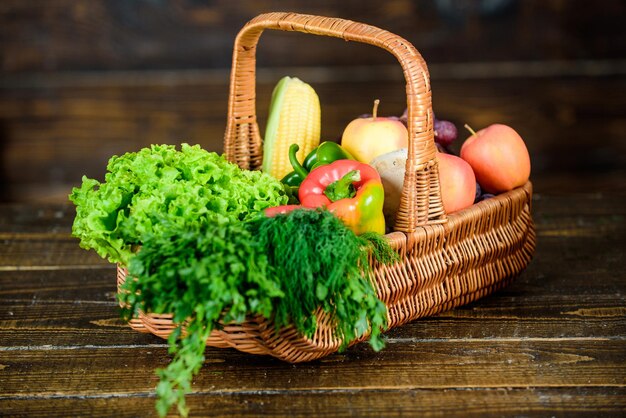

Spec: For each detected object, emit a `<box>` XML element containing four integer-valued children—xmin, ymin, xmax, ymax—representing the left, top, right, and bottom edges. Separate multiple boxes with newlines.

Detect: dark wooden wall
<box><xmin>1</xmin><ymin>0</ymin><xmax>625</xmax><ymax>203</ymax></box>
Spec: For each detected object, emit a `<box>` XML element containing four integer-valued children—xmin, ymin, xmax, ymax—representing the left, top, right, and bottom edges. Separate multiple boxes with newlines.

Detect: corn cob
<box><xmin>262</xmin><ymin>76</ymin><xmax>321</xmax><ymax>179</ymax></box>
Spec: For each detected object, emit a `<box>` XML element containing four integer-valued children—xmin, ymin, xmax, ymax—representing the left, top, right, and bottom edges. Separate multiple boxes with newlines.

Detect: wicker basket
<box><xmin>117</xmin><ymin>12</ymin><xmax>536</xmax><ymax>363</ymax></box>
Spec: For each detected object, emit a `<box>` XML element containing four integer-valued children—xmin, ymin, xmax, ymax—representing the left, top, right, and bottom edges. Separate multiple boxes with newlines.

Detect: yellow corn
<box><xmin>262</xmin><ymin>76</ymin><xmax>321</xmax><ymax>179</ymax></box>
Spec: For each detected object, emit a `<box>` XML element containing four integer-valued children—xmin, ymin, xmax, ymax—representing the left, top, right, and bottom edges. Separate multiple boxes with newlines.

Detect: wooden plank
<box><xmin>0</xmin><ymin>239</ymin><xmax>108</xmax><ymax>267</ymax></box>
<box><xmin>0</xmin><ymin>193</ymin><xmax>623</xmax><ymax>417</ymax></box>
<box><xmin>1</xmin><ymin>193</ymin><xmax>624</xmax><ymax>234</ymax></box>
<box><xmin>2</xmin><ymin>0</ymin><xmax>624</xmax><ymax>73</ymax></box>
<box><xmin>1</xmin><ymin>193</ymin><xmax>623</xmax><ymax>231</ymax></box>
<box><xmin>0</xmin><ymin>243</ymin><xmax>623</xmax><ymax>302</ymax></box>
<box><xmin>1</xmin><ymin>74</ymin><xmax>625</xmax><ymax>203</ymax></box>
<box><xmin>0</xmin><ymin>204</ymin><xmax>74</xmax><ymax>233</ymax></box>
<box><xmin>0</xmin><ymin>268</ymin><xmax>115</xmax><ymax>301</ymax></box>
<box><xmin>1</xmin><ymin>387</ymin><xmax>625</xmax><ymax>418</ymax></box>
<box><xmin>0</xmin><ymin>205</ymin><xmax>104</xmax><ymax>266</ymax></box>
<box><xmin>0</xmin><ymin>263</ymin><xmax>622</xmax><ymax>303</ymax></box>
<box><xmin>0</xmin><ymin>340</ymin><xmax>624</xmax><ymax>397</ymax></box>
<box><xmin>0</xmin><ymin>192</ymin><xmax>624</xmax><ymax>269</ymax></box>
<box><xmin>0</xmin><ymin>193</ymin><xmax>623</xmax><ymax>418</ymax></box>
<box><xmin>0</xmin><ymin>300</ymin><xmax>165</xmax><ymax>347</ymax></box>
<box><xmin>0</xmin><ymin>291</ymin><xmax>624</xmax><ymax>348</ymax></box>
<box><xmin>0</xmin><ymin>193</ymin><xmax>623</xmax><ymax>345</ymax></box>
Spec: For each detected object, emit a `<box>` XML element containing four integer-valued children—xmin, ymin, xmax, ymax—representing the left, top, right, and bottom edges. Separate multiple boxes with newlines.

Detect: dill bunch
<box><xmin>249</xmin><ymin>209</ymin><xmax>393</xmax><ymax>350</ymax></box>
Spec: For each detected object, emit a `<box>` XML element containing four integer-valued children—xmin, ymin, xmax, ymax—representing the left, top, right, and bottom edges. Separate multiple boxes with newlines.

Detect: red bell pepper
<box><xmin>264</xmin><ymin>204</ymin><xmax>302</xmax><ymax>217</ymax></box>
<box><xmin>297</xmin><ymin>160</ymin><xmax>385</xmax><ymax>235</ymax></box>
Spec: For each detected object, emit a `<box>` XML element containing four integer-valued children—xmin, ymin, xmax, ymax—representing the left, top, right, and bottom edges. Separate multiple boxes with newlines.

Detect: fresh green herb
<box><xmin>69</xmin><ymin>144</ymin><xmax>289</xmax><ymax>264</ymax></box>
<box><xmin>249</xmin><ymin>209</ymin><xmax>391</xmax><ymax>351</ymax></box>
<box><xmin>360</xmin><ymin>231</ymin><xmax>400</xmax><ymax>266</ymax></box>
<box><xmin>120</xmin><ymin>219</ymin><xmax>283</xmax><ymax>417</ymax></box>
<box><xmin>119</xmin><ymin>209</ymin><xmax>397</xmax><ymax>417</ymax></box>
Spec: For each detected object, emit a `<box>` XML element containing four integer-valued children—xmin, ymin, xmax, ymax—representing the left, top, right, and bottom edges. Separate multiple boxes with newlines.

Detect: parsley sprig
<box><xmin>120</xmin><ymin>220</ymin><xmax>282</xmax><ymax>416</ymax></box>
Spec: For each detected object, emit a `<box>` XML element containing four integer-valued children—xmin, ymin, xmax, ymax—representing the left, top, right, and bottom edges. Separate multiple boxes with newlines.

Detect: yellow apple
<box><xmin>341</xmin><ymin>100</ymin><xmax>408</xmax><ymax>163</ymax></box>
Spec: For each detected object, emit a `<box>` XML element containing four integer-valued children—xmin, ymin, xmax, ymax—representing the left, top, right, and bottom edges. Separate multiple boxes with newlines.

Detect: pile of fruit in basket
<box><xmin>69</xmin><ymin>76</ymin><xmax>530</xmax><ymax>417</ymax></box>
<box><xmin>265</xmin><ymin>76</ymin><xmax>531</xmax><ymax>229</ymax></box>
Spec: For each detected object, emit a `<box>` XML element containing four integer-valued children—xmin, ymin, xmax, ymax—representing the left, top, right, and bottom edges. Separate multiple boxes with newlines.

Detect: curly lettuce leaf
<box><xmin>69</xmin><ymin>144</ymin><xmax>288</xmax><ymax>264</ymax></box>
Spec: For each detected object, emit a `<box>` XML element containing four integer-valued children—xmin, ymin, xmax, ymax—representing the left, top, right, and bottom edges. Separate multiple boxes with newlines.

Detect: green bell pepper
<box><xmin>280</xmin><ymin>141</ymin><xmax>355</xmax><ymax>188</ymax></box>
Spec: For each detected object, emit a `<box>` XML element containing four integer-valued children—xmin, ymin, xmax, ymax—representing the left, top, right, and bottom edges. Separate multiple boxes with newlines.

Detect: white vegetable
<box><xmin>369</xmin><ymin>148</ymin><xmax>408</xmax><ymax>229</ymax></box>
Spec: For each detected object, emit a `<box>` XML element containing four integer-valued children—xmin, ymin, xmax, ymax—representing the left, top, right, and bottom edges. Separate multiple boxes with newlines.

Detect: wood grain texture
<box><xmin>1</xmin><ymin>76</ymin><xmax>625</xmax><ymax>203</ymax></box>
<box><xmin>2</xmin><ymin>0</ymin><xmax>624</xmax><ymax>73</ymax></box>
<box><xmin>0</xmin><ymin>204</ymin><xmax>75</xmax><ymax>232</ymax></box>
<box><xmin>0</xmin><ymin>193</ymin><xmax>624</xmax><ymax>418</ymax></box>
<box><xmin>1</xmin><ymin>339</ymin><xmax>625</xmax><ymax>397</ymax></box>
<box><xmin>1</xmin><ymin>1</ymin><xmax>625</xmax><ymax>204</ymax></box>
<box><xmin>0</xmin><ymin>239</ymin><xmax>108</xmax><ymax>267</ymax></box>
<box><xmin>2</xmin><ymin>387</ymin><xmax>625</xmax><ymax>418</ymax></box>
<box><xmin>1</xmin><ymin>294</ymin><xmax>625</xmax><ymax>349</ymax></box>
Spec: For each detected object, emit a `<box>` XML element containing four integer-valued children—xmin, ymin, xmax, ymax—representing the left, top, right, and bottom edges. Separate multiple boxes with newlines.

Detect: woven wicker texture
<box><xmin>118</xmin><ymin>12</ymin><xmax>536</xmax><ymax>363</ymax></box>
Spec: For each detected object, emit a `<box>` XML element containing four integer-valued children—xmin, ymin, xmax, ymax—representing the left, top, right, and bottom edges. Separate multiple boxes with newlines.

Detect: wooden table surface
<box><xmin>1</xmin><ymin>190</ymin><xmax>625</xmax><ymax>417</ymax></box>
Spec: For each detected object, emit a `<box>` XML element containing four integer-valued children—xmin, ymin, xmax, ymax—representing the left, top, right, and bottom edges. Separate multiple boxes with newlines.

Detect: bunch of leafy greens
<box><xmin>248</xmin><ymin>209</ymin><xmax>392</xmax><ymax>351</ymax></box>
<box><xmin>121</xmin><ymin>218</ymin><xmax>283</xmax><ymax>417</ymax></box>
<box><xmin>69</xmin><ymin>144</ymin><xmax>289</xmax><ymax>264</ymax></box>
<box><xmin>119</xmin><ymin>209</ymin><xmax>397</xmax><ymax>417</ymax></box>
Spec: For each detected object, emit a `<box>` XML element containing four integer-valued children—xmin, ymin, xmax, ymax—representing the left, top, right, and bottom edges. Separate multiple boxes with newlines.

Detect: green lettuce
<box><xmin>69</xmin><ymin>144</ymin><xmax>289</xmax><ymax>264</ymax></box>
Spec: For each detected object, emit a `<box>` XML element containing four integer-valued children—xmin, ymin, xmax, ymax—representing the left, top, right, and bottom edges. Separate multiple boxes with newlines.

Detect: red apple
<box><xmin>437</xmin><ymin>152</ymin><xmax>476</xmax><ymax>214</ymax></box>
<box><xmin>341</xmin><ymin>100</ymin><xmax>408</xmax><ymax>163</ymax></box>
<box><xmin>460</xmin><ymin>124</ymin><xmax>531</xmax><ymax>194</ymax></box>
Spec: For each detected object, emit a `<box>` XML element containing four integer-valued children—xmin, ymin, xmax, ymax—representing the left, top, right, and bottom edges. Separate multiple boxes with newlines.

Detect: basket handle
<box><xmin>224</xmin><ymin>12</ymin><xmax>446</xmax><ymax>232</ymax></box>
